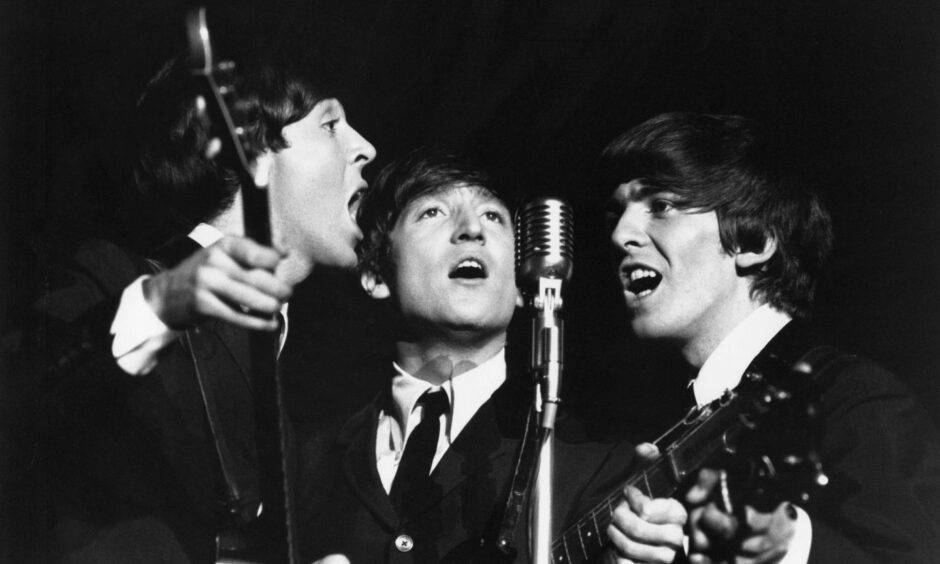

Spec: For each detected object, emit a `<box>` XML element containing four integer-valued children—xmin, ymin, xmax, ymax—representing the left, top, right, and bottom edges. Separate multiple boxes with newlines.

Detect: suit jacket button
<box><xmin>394</xmin><ymin>534</ymin><xmax>414</xmax><ymax>552</ymax></box>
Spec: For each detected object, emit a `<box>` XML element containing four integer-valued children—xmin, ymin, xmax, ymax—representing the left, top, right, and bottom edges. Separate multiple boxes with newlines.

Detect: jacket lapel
<box><xmin>339</xmin><ymin>395</ymin><xmax>400</xmax><ymax>529</ymax></box>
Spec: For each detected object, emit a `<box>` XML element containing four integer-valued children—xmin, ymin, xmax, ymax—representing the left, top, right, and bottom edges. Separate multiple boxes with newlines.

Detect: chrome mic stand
<box><xmin>530</xmin><ymin>277</ymin><xmax>564</xmax><ymax>564</ymax></box>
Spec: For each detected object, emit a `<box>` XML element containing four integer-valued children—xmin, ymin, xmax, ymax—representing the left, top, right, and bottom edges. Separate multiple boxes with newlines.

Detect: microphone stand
<box><xmin>530</xmin><ymin>277</ymin><xmax>564</xmax><ymax>564</ymax></box>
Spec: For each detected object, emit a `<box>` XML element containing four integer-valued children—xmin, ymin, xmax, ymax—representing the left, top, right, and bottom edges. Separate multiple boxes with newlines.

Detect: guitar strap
<box><xmin>791</xmin><ymin>344</ymin><xmax>859</xmax><ymax>389</ymax></box>
<box><xmin>185</xmin><ymin>330</ymin><xmax>260</xmax><ymax>525</ymax></box>
<box><xmin>493</xmin><ymin>407</ymin><xmax>540</xmax><ymax>556</ymax></box>
<box><xmin>145</xmin><ymin>248</ymin><xmax>259</xmax><ymax>526</ymax></box>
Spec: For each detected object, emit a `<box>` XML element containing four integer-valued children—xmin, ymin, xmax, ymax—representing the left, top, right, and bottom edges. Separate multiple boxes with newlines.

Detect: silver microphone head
<box><xmin>515</xmin><ymin>197</ymin><xmax>574</xmax><ymax>289</ymax></box>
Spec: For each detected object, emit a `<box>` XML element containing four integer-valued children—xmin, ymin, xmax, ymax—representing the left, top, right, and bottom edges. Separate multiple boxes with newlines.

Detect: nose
<box><xmin>347</xmin><ymin>125</ymin><xmax>377</xmax><ymax>165</ymax></box>
<box><xmin>610</xmin><ymin>207</ymin><xmax>648</xmax><ymax>251</ymax></box>
<box><xmin>452</xmin><ymin>208</ymin><xmax>485</xmax><ymax>244</ymax></box>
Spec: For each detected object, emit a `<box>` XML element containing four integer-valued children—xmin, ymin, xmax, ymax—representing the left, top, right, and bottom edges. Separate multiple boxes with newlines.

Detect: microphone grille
<box><xmin>515</xmin><ymin>198</ymin><xmax>574</xmax><ymax>283</ymax></box>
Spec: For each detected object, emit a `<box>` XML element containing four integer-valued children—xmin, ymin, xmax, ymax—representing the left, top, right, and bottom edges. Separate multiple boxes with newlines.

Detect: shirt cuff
<box><xmin>110</xmin><ymin>275</ymin><xmax>181</xmax><ymax>376</ymax></box>
<box><xmin>779</xmin><ymin>505</ymin><xmax>812</xmax><ymax>564</ymax></box>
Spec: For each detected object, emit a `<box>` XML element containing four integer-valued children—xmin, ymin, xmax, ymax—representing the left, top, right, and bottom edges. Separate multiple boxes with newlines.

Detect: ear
<box><xmin>734</xmin><ymin>234</ymin><xmax>778</xmax><ymax>270</ymax></box>
<box><xmin>360</xmin><ymin>269</ymin><xmax>391</xmax><ymax>300</ymax></box>
<box><xmin>515</xmin><ymin>287</ymin><xmax>524</xmax><ymax>308</ymax></box>
<box><xmin>252</xmin><ymin>151</ymin><xmax>274</xmax><ymax>188</ymax></box>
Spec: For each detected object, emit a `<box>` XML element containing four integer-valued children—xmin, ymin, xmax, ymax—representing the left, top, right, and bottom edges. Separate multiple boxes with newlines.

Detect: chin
<box><xmin>313</xmin><ymin>247</ymin><xmax>357</xmax><ymax>270</ymax></box>
<box><xmin>629</xmin><ymin>316</ymin><xmax>673</xmax><ymax>341</ymax></box>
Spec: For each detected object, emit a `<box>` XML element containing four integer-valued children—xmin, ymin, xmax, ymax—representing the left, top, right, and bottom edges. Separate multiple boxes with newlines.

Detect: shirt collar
<box><xmin>692</xmin><ymin>304</ymin><xmax>791</xmax><ymax>406</ymax></box>
<box><xmin>188</xmin><ymin>223</ymin><xmax>224</xmax><ymax>248</ymax></box>
<box><xmin>390</xmin><ymin>348</ymin><xmax>506</xmax><ymax>444</ymax></box>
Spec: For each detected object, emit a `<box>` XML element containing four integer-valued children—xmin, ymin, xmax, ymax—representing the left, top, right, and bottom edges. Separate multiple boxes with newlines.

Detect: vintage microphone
<box><xmin>515</xmin><ymin>197</ymin><xmax>574</xmax><ymax>564</ymax></box>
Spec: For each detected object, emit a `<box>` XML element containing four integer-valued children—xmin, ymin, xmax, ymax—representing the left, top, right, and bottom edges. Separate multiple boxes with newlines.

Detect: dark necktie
<box><xmin>389</xmin><ymin>389</ymin><xmax>450</xmax><ymax>514</ymax></box>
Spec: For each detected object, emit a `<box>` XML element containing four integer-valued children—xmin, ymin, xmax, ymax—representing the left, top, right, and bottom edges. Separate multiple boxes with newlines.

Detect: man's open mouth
<box><xmin>449</xmin><ymin>258</ymin><xmax>488</xmax><ymax>279</ymax></box>
<box><xmin>623</xmin><ymin>266</ymin><xmax>662</xmax><ymax>297</ymax></box>
<box><xmin>348</xmin><ymin>186</ymin><xmax>368</xmax><ymax>220</ymax></box>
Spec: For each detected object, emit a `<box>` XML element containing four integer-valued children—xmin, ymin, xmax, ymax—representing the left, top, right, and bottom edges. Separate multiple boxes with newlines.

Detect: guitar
<box><xmin>185</xmin><ymin>7</ymin><xmax>298</xmax><ymax>563</ymax></box>
<box><xmin>549</xmin><ymin>347</ymin><xmax>842</xmax><ymax>564</ymax></box>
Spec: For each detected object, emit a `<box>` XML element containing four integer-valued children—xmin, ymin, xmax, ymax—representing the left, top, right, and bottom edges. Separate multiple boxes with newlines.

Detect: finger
<box><xmin>194</xmin><ymin>289</ymin><xmax>280</xmax><ymax>332</ymax></box>
<box><xmin>197</xmin><ymin>268</ymin><xmax>286</xmax><ymax>318</ymax></box>
<box><xmin>628</xmin><ymin>493</ymin><xmax>687</xmax><ymax>526</ymax></box>
<box><xmin>193</xmin><ymin>247</ymin><xmax>292</xmax><ymax>302</ymax></box>
<box><xmin>217</xmin><ymin>236</ymin><xmax>286</xmax><ymax>271</ymax></box>
<box><xmin>635</xmin><ymin>442</ymin><xmax>660</xmax><ymax>462</ymax></box>
<box><xmin>687</xmin><ymin>554</ymin><xmax>715</xmax><ymax>564</ymax></box>
<box><xmin>311</xmin><ymin>555</ymin><xmax>351</xmax><ymax>564</ymax></box>
<box><xmin>606</xmin><ymin>520</ymin><xmax>680</xmax><ymax>564</ymax></box>
<box><xmin>745</xmin><ymin>503</ymin><xmax>797</xmax><ymax>533</ymax></box>
<box><xmin>686</xmin><ymin>467</ymin><xmax>721</xmax><ymax>505</ymax></box>
<box><xmin>740</xmin><ymin>533</ymin><xmax>777</xmax><ymax>555</ymax></box>
<box><xmin>225</xmin><ymin>265</ymin><xmax>293</xmax><ymax>303</ymax></box>
<box><xmin>697</xmin><ymin>502</ymin><xmax>739</xmax><ymax>541</ymax></box>
<box><xmin>612</xmin><ymin>490</ymin><xmax>685</xmax><ymax>547</ymax></box>
<box><xmin>687</xmin><ymin>506</ymin><xmax>713</xmax><ymax>553</ymax></box>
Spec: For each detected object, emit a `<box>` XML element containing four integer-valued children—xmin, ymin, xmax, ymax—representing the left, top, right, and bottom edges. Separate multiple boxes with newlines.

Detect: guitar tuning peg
<box><xmin>773</xmin><ymin>389</ymin><xmax>792</xmax><ymax>401</ymax></box>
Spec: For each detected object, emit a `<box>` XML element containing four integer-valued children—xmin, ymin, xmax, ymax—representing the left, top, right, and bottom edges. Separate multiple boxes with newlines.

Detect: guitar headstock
<box><xmin>184</xmin><ymin>6</ymin><xmax>253</xmax><ymax>180</ymax></box>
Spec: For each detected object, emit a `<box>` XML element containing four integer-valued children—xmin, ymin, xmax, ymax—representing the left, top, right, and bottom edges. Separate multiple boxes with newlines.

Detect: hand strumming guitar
<box><xmin>685</xmin><ymin>468</ymin><xmax>799</xmax><ymax>564</ymax></box>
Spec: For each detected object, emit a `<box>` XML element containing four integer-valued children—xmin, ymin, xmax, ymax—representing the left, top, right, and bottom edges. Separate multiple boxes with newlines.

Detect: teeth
<box><xmin>629</xmin><ymin>268</ymin><xmax>657</xmax><ymax>282</ymax></box>
<box><xmin>458</xmin><ymin>259</ymin><xmax>482</xmax><ymax>269</ymax></box>
<box><xmin>625</xmin><ymin>266</ymin><xmax>661</xmax><ymax>296</ymax></box>
<box><xmin>451</xmin><ymin>258</ymin><xmax>486</xmax><ymax>279</ymax></box>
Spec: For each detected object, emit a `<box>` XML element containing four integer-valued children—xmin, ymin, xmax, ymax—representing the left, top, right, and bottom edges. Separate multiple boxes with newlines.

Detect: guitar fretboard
<box><xmin>551</xmin><ymin>460</ymin><xmax>679</xmax><ymax>564</ymax></box>
<box><xmin>551</xmin><ymin>392</ymin><xmax>751</xmax><ymax>564</ymax></box>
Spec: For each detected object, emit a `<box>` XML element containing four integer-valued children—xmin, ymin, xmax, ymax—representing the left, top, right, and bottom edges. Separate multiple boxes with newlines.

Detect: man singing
<box><xmin>31</xmin><ymin>54</ymin><xmax>375</xmax><ymax>563</ymax></box>
<box><xmin>600</xmin><ymin>112</ymin><xmax>940</xmax><ymax>563</ymax></box>
<box><xmin>298</xmin><ymin>148</ymin><xmax>687</xmax><ymax>564</ymax></box>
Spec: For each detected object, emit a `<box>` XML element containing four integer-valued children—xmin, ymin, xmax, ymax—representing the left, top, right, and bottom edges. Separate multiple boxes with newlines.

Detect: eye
<box><xmin>649</xmin><ymin>199</ymin><xmax>676</xmax><ymax>216</ymax></box>
<box><xmin>418</xmin><ymin>207</ymin><xmax>442</xmax><ymax>219</ymax></box>
<box><xmin>323</xmin><ymin>118</ymin><xmax>340</xmax><ymax>135</ymax></box>
<box><xmin>482</xmin><ymin>210</ymin><xmax>506</xmax><ymax>224</ymax></box>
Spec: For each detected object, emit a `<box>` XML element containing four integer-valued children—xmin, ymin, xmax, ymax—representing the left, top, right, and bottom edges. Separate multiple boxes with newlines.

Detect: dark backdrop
<box><xmin>2</xmin><ymin>0</ymin><xmax>939</xmax><ymax>499</ymax></box>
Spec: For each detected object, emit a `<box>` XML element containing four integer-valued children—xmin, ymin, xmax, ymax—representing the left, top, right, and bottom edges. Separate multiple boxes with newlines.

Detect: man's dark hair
<box><xmin>597</xmin><ymin>112</ymin><xmax>833</xmax><ymax>317</ymax></box>
<box><xmin>357</xmin><ymin>148</ymin><xmax>514</xmax><ymax>280</ymax></box>
<box><xmin>131</xmin><ymin>54</ymin><xmax>337</xmax><ymax>247</ymax></box>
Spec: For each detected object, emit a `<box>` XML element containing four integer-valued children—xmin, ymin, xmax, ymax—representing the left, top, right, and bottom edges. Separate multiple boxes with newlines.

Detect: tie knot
<box><xmin>420</xmin><ymin>389</ymin><xmax>449</xmax><ymax>420</ymax></box>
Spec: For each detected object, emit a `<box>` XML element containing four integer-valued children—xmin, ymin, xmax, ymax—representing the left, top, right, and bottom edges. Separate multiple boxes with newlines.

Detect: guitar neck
<box><xmin>550</xmin><ymin>461</ymin><xmax>679</xmax><ymax>564</ymax></box>
<box><xmin>551</xmin><ymin>390</ymin><xmax>751</xmax><ymax>564</ymax></box>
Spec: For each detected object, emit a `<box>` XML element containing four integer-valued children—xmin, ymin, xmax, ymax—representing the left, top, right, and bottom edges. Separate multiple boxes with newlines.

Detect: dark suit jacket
<box><xmin>298</xmin><ymin>376</ymin><xmax>634</xmax><ymax>564</ymax></box>
<box><xmin>32</xmin><ymin>238</ymin><xmax>258</xmax><ymax>564</ymax></box>
<box><xmin>750</xmin><ymin>322</ymin><xmax>940</xmax><ymax>563</ymax></box>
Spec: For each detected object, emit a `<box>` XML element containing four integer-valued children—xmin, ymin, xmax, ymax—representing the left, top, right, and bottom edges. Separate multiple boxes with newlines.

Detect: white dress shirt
<box><xmin>110</xmin><ymin>224</ymin><xmax>225</xmax><ymax>375</ymax></box>
<box><xmin>375</xmin><ymin>349</ymin><xmax>506</xmax><ymax>493</ymax></box>
<box><xmin>689</xmin><ymin>304</ymin><xmax>811</xmax><ymax>564</ymax></box>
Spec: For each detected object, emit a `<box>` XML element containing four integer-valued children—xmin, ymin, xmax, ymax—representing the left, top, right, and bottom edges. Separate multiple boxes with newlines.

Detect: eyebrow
<box><xmin>611</xmin><ymin>183</ymin><xmax>672</xmax><ymax>204</ymax></box>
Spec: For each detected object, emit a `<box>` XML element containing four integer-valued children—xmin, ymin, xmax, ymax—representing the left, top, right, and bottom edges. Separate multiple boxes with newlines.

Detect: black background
<box><xmin>2</xmin><ymin>0</ymin><xmax>939</xmax><ymax>479</ymax></box>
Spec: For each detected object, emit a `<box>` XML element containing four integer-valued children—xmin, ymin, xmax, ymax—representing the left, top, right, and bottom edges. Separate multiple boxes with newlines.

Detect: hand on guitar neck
<box><xmin>143</xmin><ymin>235</ymin><xmax>291</xmax><ymax>331</ymax></box>
<box><xmin>604</xmin><ymin>443</ymin><xmax>687</xmax><ymax>564</ymax></box>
